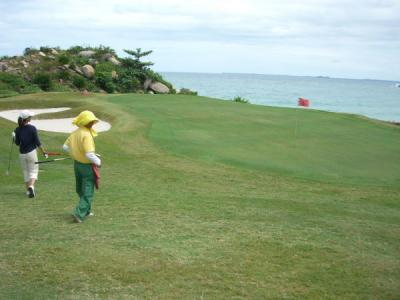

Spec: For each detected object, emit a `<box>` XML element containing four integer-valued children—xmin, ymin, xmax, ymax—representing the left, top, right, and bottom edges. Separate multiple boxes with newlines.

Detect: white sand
<box><xmin>0</xmin><ymin>107</ymin><xmax>111</xmax><ymax>133</ymax></box>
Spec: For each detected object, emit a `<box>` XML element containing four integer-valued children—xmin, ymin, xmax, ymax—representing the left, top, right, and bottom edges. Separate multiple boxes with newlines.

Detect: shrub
<box><xmin>73</xmin><ymin>56</ymin><xmax>90</xmax><ymax>66</ymax></box>
<box><xmin>39</xmin><ymin>46</ymin><xmax>52</xmax><ymax>53</ymax></box>
<box><xmin>0</xmin><ymin>73</ymin><xmax>27</xmax><ymax>91</ymax></box>
<box><xmin>86</xmin><ymin>81</ymin><xmax>99</xmax><ymax>92</ymax></box>
<box><xmin>95</xmin><ymin>62</ymin><xmax>115</xmax><ymax>73</ymax></box>
<box><xmin>232</xmin><ymin>96</ymin><xmax>249</xmax><ymax>104</ymax></box>
<box><xmin>67</xmin><ymin>45</ymin><xmax>85</xmax><ymax>54</ymax></box>
<box><xmin>50</xmin><ymin>81</ymin><xmax>74</xmax><ymax>92</ymax></box>
<box><xmin>23</xmin><ymin>47</ymin><xmax>38</xmax><ymax>56</ymax></box>
<box><xmin>117</xmin><ymin>76</ymin><xmax>141</xmax><ymax>93</ymax></box>
<box><xmin>57</xmin><ymin>70</ymin><xmax>71</xmax><ymax>81</ymax></box>
<box><xmin>96</xmin><ymin>72</ymin><xmax>115</xmax><ymax>93</ymax></box>
<box><xmin>20</xmin><ymin>84</ymin><xmax>42</xmax><ymax>94</ymax></box>
<box><xmin>72</xmin><ymin>75</ymin><xmax>86</xmax><ymax>90</ymax></box>
<box><xmin>58</xmin><ymin>54</ymin><xmax>70</xmax><ymax>65</ymax></box>
<box><xmin>33</xmin><ymin>72</ymin><xmax>52</xmax><ymax>91</ymax></box>
<box><xmin>104</xmin><ymin>81</ymin><xmax>116</xmax><ymax>93</ymax></box>
<box><xmin>179</xmin><ymin>88</ymin><xmax>198</xmax><ymax>96</ymax></box>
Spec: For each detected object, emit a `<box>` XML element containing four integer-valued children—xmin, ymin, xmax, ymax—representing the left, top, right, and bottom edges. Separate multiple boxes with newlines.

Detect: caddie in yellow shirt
<box><xmin>63</xmin><ymin>110</ymin><xmax>101</xmax><ymax>223</ymax></box>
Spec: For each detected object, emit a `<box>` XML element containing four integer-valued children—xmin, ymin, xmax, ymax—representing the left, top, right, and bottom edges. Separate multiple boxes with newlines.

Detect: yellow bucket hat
<box><xmin>72</xmin><ymin>110</ymin><xmax>99</xmax><ymax>136</ymax></box>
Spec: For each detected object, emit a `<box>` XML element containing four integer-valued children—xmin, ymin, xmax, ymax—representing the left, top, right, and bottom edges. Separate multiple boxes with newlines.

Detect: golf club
<box><xmin>6</xmin><ymin>133</ymin><xmax>14</xmax><ymax>176</ymax></box>
<box><xmin>35</xmin><ymin>157</ymin><xmax>71</xmax><ymax>164</ymax></box>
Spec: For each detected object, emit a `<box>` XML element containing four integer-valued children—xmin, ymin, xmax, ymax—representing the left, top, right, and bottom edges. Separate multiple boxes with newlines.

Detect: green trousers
<box><xmin>73</xmin><ymin>161</ymin><xmax>95</xmax><ymax>220</ymax></box>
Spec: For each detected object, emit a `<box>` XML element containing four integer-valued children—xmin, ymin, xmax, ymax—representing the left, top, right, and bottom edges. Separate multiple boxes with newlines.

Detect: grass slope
<box><xmin>0</xmin><ymin>92</ymin><xmax>399</xmax><ymax>299</ymax></box>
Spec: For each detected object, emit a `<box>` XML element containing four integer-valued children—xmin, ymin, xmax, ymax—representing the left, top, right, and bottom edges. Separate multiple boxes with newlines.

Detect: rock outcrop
<box><xmin>79</xmin><ymin>50</ymin><xmax>96</xmax><ymax>57</ymax></box>
<box><xmin>108</xmin><ymin>56</ymin><xmax>121</xmax><ymax>66</ymax></box>
<box><xmin>81</xmin><ymin>65</ymin><xmax>95</xmax><ymax>78</ymax></box>
<box><xmin>149</xmin><ymin>81</ymin><xmax>170</xmax><ymax>94</ymax></box>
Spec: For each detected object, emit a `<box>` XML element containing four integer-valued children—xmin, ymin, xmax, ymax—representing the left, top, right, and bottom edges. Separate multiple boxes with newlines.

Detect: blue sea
<box><xmin>162</xmin><ymin>72</ymin><xmax>400</xmax><ymax>122</ymax></box>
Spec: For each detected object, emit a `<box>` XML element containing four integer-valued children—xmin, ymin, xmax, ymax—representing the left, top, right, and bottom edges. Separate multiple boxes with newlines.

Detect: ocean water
<box><xmin>162</xmin><ymin>72</ymin><xmax>400</xmax><ymax>122</ymax></box>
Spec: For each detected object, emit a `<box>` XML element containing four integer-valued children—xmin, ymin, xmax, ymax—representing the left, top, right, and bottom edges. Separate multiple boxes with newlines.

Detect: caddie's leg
<box><xmin>74</xmin><ymin>163</ymin><xmax>94</xmax><ymax>221</ymax></box>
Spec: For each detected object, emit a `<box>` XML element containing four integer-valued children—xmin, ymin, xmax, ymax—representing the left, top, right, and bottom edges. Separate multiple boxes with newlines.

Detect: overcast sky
<box><xmin>0</xmin><ymin>0</ymin><xmax>399</xmax><ymax>81</ymax></box>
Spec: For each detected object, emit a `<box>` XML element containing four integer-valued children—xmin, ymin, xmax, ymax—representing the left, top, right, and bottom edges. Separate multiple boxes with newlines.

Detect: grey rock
<box><xmin>79</xmin><ymin>50</ymin><xmax>96</xmax><ymax>57</ymax></box>
<box><xmin>81</xmin><ymin>64</ymin><xmax>95</xmax><ymax>78</ymax></box>
<box><xmin>0</xmin><ymin>62</ymin><xmax>9</xmax><ymax>71</ymax></box>
<box><xmin>74</xmin><ymin>66</ymin><xmax>83</xmax><ymax>75</ymax></box>
<box><xmin>108</xmin><ymin>56</ymin><xmax>121</xmax><ymax>66</ymax></box>
<box><xmin>143</xmin><ymin>78</ymin><xmax>152</xmax><ymax>90</ymax></box>
<box><xmin>38</xmin><ymin>51</ymin><xmax>46</xmax><ymax>57</ymax></box>
<box><xmin>149</xmin><ymin>81</ymin><xmax>170</xmax><ymax>94</ymax></box>
<box><xmin>102</xmin><ymin>53</ymin><xmax>113</xmax><ymax>60</ymax></box>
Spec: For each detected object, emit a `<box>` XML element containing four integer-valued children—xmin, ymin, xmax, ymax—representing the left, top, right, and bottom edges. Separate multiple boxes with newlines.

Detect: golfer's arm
<box><xmin>38</xmin><ymin>146</ymin><xmax>47</xmax><ymax>155</ymax></box>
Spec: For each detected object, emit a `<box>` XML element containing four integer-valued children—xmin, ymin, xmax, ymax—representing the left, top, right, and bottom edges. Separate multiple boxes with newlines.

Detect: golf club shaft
<box><xmin>35</xmin><ymin>157</ymin><xmax>71</xmax><ymax>164</ymax></box>
<box><xmin>6</xmin><ymin>135</ymin><xmax>14</xmax><ymax>175</ymax></box>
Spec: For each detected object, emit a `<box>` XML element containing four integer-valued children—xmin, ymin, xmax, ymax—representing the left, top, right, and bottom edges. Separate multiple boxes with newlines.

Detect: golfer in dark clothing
<box><xmin>14</xmin><ymin>110</ymin><xmax>47</xmax><ymax>198</ymax></box>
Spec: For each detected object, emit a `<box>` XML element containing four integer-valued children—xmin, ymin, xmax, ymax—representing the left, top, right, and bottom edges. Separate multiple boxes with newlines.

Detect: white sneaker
<box><xmin>28</xmin><ymin>186</ymin><xmax>35</xmax><ymax>198</ymax></box>
<box><xmin>88</xmin><ymin>212</ymin><xmax>94</xmax><ymax>217</ymax></box>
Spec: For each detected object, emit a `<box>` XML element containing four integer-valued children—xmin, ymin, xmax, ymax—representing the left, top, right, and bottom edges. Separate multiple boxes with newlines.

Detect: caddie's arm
<box><xmin>86</xmin><ymin>152</ymin><xmax>101</xmax><ymax>167</ymax></box>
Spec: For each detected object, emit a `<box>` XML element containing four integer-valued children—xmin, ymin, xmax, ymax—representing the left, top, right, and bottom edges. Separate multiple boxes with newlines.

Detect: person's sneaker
<box><xmin>28</xmin><ymin>186</ymin><xmax>35</xmax><ymax>198</ymax></box>
<box><xmin>88</xmin><ymin>212</ymin><xmax>94</xmax><ymax>217</ymax></box>
<box><xmin>73</xmin><ymin>214</ymin><xmax>82</xmax><ymax>223</ymax></box>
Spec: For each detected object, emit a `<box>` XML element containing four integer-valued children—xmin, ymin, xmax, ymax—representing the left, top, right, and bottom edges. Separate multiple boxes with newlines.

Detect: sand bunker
<box><xmin>0</xmin><ymin>107</ymin><xmax>111</xmax><ymax>133</ymax></box>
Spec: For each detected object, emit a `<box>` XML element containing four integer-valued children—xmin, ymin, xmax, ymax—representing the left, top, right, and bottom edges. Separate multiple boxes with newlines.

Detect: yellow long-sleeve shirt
<box><xmin>64</xmin><ymin>127</ymin><xmax>95</xmax><ymax>164</ymax></box>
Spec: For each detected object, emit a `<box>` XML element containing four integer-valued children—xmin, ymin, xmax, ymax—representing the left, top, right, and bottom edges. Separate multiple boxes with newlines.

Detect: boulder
<box><xmin>111</xmin><ymin>70</ymin><xmax>118</xmax><ymax>79</ymax></box>
<box><xmin>102</xmin><ymin>53</ymin><xmax>113</xmax><ymax>60</ymax></box>
<box><xmin>38</xmin><ymin>51</ymin><xmax>46</xmax><ymax>57</ymax></box>
<box><xmin>51</xmin><ymin>48</ymin><xmax>59</xmax><ymax>55</ymax></box>
<box><xmin>21</xmin><ymin>60</ymin><xmax>29</xmax><ymax>68</ymax></box>
<box><xmin>149</xmin><ymin>81</ymin><xmax>170</xmax><ymax>94</ymax></box>
<box><xmin>143</xmin><ymin>78</ymin><xmax>152</xmax><ymax>90</ymax></box>
<box><xmin>108</xmin><ymin>56</ymin><xmax>121</xmax><ymax>66</ymax></box>
<box><xmin>0</xmin><ymin>62</ymin><xmax>9</xmax><ymax>71</ymax></box>
<box><xmin>81</xmin><ymin>64</ymin><xmax>95</xmax><ymax>78</ymax></box>
<box><xmin>74</xmin><ymin>66</ymin><xmax>84</xmax><ymax>75</ymax></box>
<box><xmin>79</xmin><ymin>50</ymin><xmax>96</xmax><ymax>57</ymax></box>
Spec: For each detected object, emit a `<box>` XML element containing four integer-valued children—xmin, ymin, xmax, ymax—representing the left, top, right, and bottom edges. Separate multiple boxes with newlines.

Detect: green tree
<box><xmin>123</xmin><ymin>48</ymin><xmax>154</xmax><ymax>69</ymax></box>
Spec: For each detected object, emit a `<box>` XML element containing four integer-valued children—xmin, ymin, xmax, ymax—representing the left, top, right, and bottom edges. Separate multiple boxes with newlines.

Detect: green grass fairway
<box><xmin>1</xmin><ymin>92</ymin><xmax>399</xmax><ymax>299</ymax></box>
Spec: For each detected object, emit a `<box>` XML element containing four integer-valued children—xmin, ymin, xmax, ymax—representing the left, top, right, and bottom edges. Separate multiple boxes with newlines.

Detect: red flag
<box><xmin>298</xmin><ymin>97</ymin><xmax>310</xmax><ymax>107</ymax></box>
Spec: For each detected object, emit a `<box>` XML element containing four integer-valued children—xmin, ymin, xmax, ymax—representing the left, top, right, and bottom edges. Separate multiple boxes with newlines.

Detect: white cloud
<box><xmin>0</xmin><ymin>0</ymin><xmax>399</xmax><ymax>80</ymax></box>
